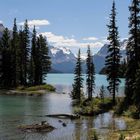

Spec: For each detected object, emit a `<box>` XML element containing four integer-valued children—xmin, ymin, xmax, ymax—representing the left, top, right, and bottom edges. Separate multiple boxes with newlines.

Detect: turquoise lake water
<box><xmin>46</xmin><ymin>74</ymin><xmax>125</xmax><ymax>96</ymax></box>
<box><xmin>0</xmin><ymin>74</ymin><xmax>126</xmax><ymax>140</ymax></box>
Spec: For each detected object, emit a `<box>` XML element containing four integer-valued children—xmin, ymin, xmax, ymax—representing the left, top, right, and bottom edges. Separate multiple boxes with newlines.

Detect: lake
<box><xmin>46</xmin><ymin>74</ymin><xmax>125</xmax><ymax>96</ymax></box>
<box><xmin>0</xmin><ymin>74</ymin><xmax>126</xmax><ymax>140</ymax></box>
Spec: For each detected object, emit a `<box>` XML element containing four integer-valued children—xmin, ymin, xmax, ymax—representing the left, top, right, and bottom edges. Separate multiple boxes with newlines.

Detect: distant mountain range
<box><xmin>0</xmin><ymin>23</ymin><xmax>127</xmax><ymax>73</ymax></box>
<box><xmin>49</xmin><ymin>39</ymin><xmax>127</xmax><ymax>73</ymax></box>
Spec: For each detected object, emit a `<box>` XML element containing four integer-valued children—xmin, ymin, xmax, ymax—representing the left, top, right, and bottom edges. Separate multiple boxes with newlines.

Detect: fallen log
<box><xmin>45</xmin><ymin>113</ymin><xmax>80</xmax><ymax>119</ymax></box>
<box><xmin>18</xmin><ymin>122</ymin><xmax>55</xmax><ymax>133</ymax></box>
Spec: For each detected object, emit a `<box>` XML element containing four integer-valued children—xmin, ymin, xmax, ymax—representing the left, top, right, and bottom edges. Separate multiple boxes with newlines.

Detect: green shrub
<box><xmin>26</xmin><ymin>85</ymin><xmax>55</xmax><ymax>91</ymax></box>
<box><xmin>92</xmin><ymin>131</ymin><xmax>98</xmax><ymax>140</ymax></box>
<box><xmin>119</xmin><ymin>133</ymin><xmax>125</xmax><ymax>140</ymax></box>
<box><xmin>16</xmin><ymin>86</ymin><xmax>25</xmax><ymax>90</ymax></box>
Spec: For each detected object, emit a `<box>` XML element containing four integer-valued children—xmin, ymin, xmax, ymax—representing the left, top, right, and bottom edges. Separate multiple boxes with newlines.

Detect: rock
<box><xmin>58</xmin><ymin>120</ymin><xmax>62</xmax><ymax>123</ymax></box>
<box><xmin>62</xmin><ymin>123</ymin><xmax>67</xmax><ymax>127</ymax></box>
<box><xmin>18</xmin><ymin>123</ymin><xmax>55</xmax><ymax>133</ymax></box>
<box><xmin>45</xmin><ymin>113</ymin><xmax>80</xmax><ymax>119</ymax></box>
<box><xmin>41</xmin><ymin>121</ymin><xmax>47</xmax><ymax>125</ymax></box>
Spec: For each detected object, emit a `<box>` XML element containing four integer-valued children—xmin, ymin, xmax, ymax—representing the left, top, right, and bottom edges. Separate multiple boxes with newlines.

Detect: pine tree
<box><xmin>11</xmin><ymin>18</ymin><xmax>19</xmax><ymax>87</ymax></box>
<box><xmin>0</xmin><ymin>28</ymin><xmax>12</xmax><ymax>88</ymax></box>
<box><xmin>105</xmin><ymin>1</ymin><xmax>121</xmax><ymax>104</ymax></box>
<box><xmin>99</xmin><ymin>85</ymin><xmax>105</xmax><ymax>102</ymax></box>
<box><xmin>133</xmin><ymin>64</ymin><xmax>140</xmax><ymax>114</ymax></box>
<box><xmin>71</xmin><ymin>49</ymin><xmax>83</xmax><ymax>102</ymax></box>
<box><xmin>37</xmin><ymin>35</ymin><xmax>51</xmax><ymax>85</ymax></box>
<box><xmin>18</xmin><ymin>28</ymin><xmax>25</xmax><ymax>85</ymax></box>
<box><xmin>86</xmin><ymin>45</ymin><xmax>95</xmax><ymax>100</ymax></box>
<box><xmin>125</xmin><ymin>0</ymin><xmax>140</xmax><ymax>104</ymax></box>
<box><xmin>23</xmin><ymin>20</ymin><xmax>30</xmax><ymax>86</ymax></box>
<box><xmin>29</xmin><ymin>26</ymin><xmax>37</xmax><ymax>85</ymax></box>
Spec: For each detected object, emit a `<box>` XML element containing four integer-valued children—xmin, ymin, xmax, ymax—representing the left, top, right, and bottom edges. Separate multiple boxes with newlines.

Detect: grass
<box><xmin>73</xmin><ymin>97</ymin><xmax>113</xmax><ymax>116</ymax></box>
<box><xmin>2</xmin><ymin>84</ymin><xmax>57</xmax><ymax>96</ymax></box>
<box><xmin>85</xmin><ymin>117</ymin><xmax>140</xmax><ymax>140</ymax></box>
<box><xmin>16</xmin><ymin>84</ymin><xmax>56</xmax><ymax>92</ymax></box>
<box><xmin>72</xmin><ymin>96</ymin><xmax>140</xmax><ymax>139</ymax></box>
<box><xmin>105</xmin><ymin>117</ymin><xmax>140</xmax><ymax>140</ymax></box>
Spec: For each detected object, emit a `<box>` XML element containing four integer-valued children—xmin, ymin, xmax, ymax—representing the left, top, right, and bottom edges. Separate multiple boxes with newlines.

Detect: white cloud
<box><xmin>81</xmin><ymin>42</ymin><xmax>103</xmax><ymax>49</ymax></box>
<box><xmin>41</xmin><ymin>32</ymin><xmax>103</xmax><ymax>49</ymax></box>
<box><xmin>83</xmin><ymin>37</ymin><xmax>98</xmax><ymax>41</ymax></box>
<box><xmin>18</xmin><ymin>19</ymin><xmax>50</xmax><ymax>29</ymax></box>
<box><xmin>102</xmin><ymin>39</ymin><xmax>109</xmax><ymax>43</ymax></box>
<box><xmin>0</xmin><ymin>20</ymin><xmax>3</xmax><ymax>24</ymax></box>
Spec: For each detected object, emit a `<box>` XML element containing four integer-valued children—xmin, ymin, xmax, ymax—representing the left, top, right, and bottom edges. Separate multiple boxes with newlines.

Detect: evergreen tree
<box><xmin>29</xmin><ymin>26</ymin><xmax>37</xmax><ymax>85</ymax></box>
<box><xmin>125</xmin><ymin>0</ymin><xmax>140</xmax><ymax>104</ymax></box>
<box><xmin>11</xmin><ymin>18</ymin><xmax>19</xmax><ymax>87</ymax></box>
<box><xmin>71</xmin><ymin>49</ymin><xmax>83</xmax><ymax>102</ymax></box>
<box><xmin>0</xmin><ymin>19</ymin><xmax>51</xmax><ymax>88</ymax></box>
<box><xmin>133</xmin><ymin>64</ymin><xmax>140</xmax><ymax>113</ymax></box>
<box><xmin>37</xmin><ymin>35</ymin><xmax>51</xmax><ymax>84</ymax></box>
<box><xmin>18</xmin><ymin>28</ymin><xmax>25</xmax><ymax>85</ymax></box>
<box><xmin>99</xmin><ymin>85</ymin><xmax>105</xmax><ymax>102</ymax></box>
<box><xmin>86</xmin><ymin>45</ymin><xmax>95</xmax><ymax>100</ymax></box>
<box><xmin>0</xmin><ymin>28</ymin><xmax>12</xmax><ymax>88</ymax></box>
<box><xmin>23</xmin><ymin>20</ymin><xmax>30</xmax><ymax>85</ymax></box>
<box><xmin>105</xmin><ymin>1</ymin><xmax>121</xmax><ymax>104</ymax></box>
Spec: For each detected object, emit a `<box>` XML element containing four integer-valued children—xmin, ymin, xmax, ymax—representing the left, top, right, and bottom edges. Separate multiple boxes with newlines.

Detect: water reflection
<box><xmin>0</xmin><ymin>91</ymin><xmax>126</xmax><ymax>140</ymax></box>
<box><xmin>94</xmin><ymin>112</ymin><xmax>126</xmax><ymax>131</ymax></box>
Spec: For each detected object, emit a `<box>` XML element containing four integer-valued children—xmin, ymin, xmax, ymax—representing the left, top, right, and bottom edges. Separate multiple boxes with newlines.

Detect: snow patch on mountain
<box><xmin>60</xmin><ymin>47</ymin><xmax>71</xmax><ymax>55</ymax></box>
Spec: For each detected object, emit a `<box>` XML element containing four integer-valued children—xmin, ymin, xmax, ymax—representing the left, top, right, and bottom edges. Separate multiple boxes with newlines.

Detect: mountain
<box><xmin>93</xmin><ymin>39</ymin><xmax>127</xmax><ymax>73</ymax></box>
<box><xmin>49</xmin><ymin>46</ymin><xmax>76</xmax><ymax>73</ymax></box>
<box><xmin>93</xmin><ymin>44</ymin><xmax>109</xmax><ymax>73</ymax></box>
<box><xmin>49</xmin><ymin>39</ymin><xmax>127</xmax><ymax>73</ymax></box>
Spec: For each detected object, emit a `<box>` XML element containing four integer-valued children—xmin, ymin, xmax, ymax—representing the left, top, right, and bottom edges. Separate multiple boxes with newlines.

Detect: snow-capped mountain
<box><xmin>49</xmin><ymin>46</ymin><xmax>76</xmax><ymax>73</ymax></box>
<box><xmin>49</xmin><ymin>39</ymin><xmax>127</xmax><ymax>73</ymax></box>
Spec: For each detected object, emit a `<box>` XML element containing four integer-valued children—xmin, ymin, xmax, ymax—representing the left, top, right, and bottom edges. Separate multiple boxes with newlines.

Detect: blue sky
<box><xmin>0</xmin><ymin>0</ymin><xmax>130</xmax><ymax>55</ymax></box>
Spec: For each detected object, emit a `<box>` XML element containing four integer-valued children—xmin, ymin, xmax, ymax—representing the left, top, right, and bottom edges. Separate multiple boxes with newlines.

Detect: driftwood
<box><xmin>45</xmin><ymin>114</ymin><xmax>80</xmax><ymax>119</ymax></box>
<box><xmin>19</xmin><ymin>122</ymin><xmax>55</xmax><ymax>132</ymax></box>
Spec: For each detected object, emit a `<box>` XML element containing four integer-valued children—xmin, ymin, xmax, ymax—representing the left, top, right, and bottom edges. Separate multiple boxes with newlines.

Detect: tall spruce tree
<box><xmin>18</xmin><ymin>28</ymin><xmax>25</xmax><ymax>85</ymax></box>
<box><xmin>105</xmin><ymin>1</ymin><xmax>121</xmax><ymax>104</ymax></box>
<box><xmin>125</xmin><ymin>0</ymin><xmax>140</xmax><ymax>104</ymax></box>
<box><xmin>133</xmin><ymin>64</ymin><xmax>140</xmax><ymax>114</ymax></box>
<box><xmin>71</xmin><ymin>49</ymin><xmax>83</xmax><ymax>102</ymax></box>
<box><xmin>23</xmin><ymin>20</ymin><xmax>30</xmax><ymax>85</ymax></box>
<box><xmin>11</xmin><ymin>18</ymin><xmax>19</xmax><ymax>87</ymax></box>
<box><xmin>29</xmin><ymin>26</ymin><xmax>37</xmax><ymax>85</ymax></box>
<box><xmin>37</xmin><ymin>35</ymin><xmax>51</xmax><ymax>84</ymax></box>
<box><xmin>86</xmin><ymin>45</ymin><xmax>95</xmax><ymax>100</ymax></box>
<box><xmin>0</xmin><ymin>28</ymin><xmax>12</xmax><ymax>88</ymax></box>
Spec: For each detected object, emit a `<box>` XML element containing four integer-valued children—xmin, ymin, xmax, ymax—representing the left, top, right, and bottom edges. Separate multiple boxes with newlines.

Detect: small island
<box><xmin>0</xmin><ymin>84</ymin><xmax>56</xmax><ymax>96</ymax></box>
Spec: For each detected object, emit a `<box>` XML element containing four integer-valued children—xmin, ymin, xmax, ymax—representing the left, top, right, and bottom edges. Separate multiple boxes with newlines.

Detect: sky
<box><xmin>0</xmin><ymin>0</ymin><xmax>131</xmax><ymax>55</ymax></box>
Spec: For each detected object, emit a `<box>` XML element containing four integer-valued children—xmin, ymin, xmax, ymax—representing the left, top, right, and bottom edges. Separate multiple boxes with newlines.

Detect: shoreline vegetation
<box><xmin>73</xmin><ymin>97</ymin><xmax>140</xmax><ymax>140</ymax></box>
<box><xmin>0</xmin><ymin>84</ymin><xmax>56</xmax><ymax>96</ymax></box>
